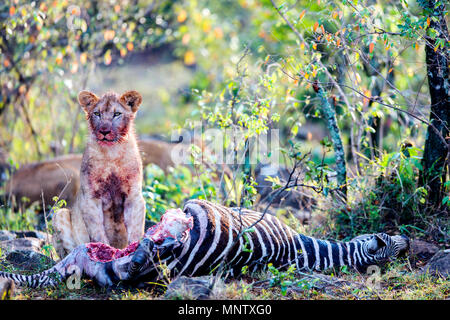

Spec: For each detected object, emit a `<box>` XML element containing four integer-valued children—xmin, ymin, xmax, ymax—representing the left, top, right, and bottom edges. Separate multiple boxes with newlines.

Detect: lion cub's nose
<box><xmin>99</xmin><ymin>130</ymin><xmax>111</xmax><ymax>136</ymax></box>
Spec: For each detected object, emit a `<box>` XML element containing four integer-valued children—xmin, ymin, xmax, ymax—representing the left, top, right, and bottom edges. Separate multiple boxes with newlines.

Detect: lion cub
<box><xmin>53</xmin><ymin>90</ymin><xmax>146</xmax><ymax>257</ymax></box>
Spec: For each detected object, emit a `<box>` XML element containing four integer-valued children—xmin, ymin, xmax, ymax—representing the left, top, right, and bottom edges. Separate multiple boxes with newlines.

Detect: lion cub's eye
<box><xmin>93</xmin><ymin>111</ymin><xmax>101</xmax><ymax>117</ymax></box>
<box><xmin>113</xmin><ymin>112</ymin><xmax>122</xmax><ymax>117</ymax></box>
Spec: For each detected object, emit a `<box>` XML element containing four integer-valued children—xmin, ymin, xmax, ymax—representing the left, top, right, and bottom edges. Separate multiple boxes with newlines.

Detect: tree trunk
<box><xmin>420</xmin><ymin>1</ymin><xmax>450</xmax><ymax>207</ymax></box>
<box><xmin>314</xmin><ymin>84</ymin><xmax>347</xmax><ymax>201</ymax></box>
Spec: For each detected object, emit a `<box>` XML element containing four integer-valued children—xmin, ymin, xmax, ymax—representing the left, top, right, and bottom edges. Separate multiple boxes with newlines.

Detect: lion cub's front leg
<box><xmin>52</xmin><ymin>195</ymin><xmax>110</xmax><ymax>257</ymax></box>
<box><xmin>79</xmin><ymin>196</ymin><xmax>110</xmax><ymax>245</ymax></box>
<box><xmin>52</xmin><ymin>207</ymin><xmax>89</xmax><ymax>258</ymax></box>
<box><xmin>124</xmin><ymin>192</ymin><xmax>146</xmax><ymax>244</ymax></box>
<box><xmin>53</xmin><ymin>208</ymin><xmax>77</xmax><ymax>258</ymax></box>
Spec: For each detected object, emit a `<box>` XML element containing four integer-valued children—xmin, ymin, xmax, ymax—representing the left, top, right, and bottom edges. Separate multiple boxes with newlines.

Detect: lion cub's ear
<box><xmin>78</xmin><ymin>91</ymin><xmax>99</xmax><ymax>112</ymax></box>
<box><xmin>119</xmin><ymin>90</ymin><xmax>142</xmax><ymax>112</ymax></box>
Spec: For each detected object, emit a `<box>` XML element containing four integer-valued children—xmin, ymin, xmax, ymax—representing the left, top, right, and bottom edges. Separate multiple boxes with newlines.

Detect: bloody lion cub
<box><xmin>53</xmin><ymin>90</ymin><xmax>146</xmax><ymax>257</ymax></box>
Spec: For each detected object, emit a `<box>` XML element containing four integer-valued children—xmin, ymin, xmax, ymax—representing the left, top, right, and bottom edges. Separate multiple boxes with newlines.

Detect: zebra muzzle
<box><xmin>128</xmin><ymin>238</ymin><xmax>154</xmax><ymax>277</ymax></box>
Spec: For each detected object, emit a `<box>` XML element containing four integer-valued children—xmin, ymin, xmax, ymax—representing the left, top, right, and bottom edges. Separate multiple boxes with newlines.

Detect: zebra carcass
<box><xmin>0</xmin><ymin>199</ymin><xmax>409</xmax><ymax>288</ymax></box>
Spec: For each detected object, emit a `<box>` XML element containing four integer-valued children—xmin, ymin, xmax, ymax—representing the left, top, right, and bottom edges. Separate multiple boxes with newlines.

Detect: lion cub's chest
<box><xmin>88</xmin><ymin>165</ymin><xmax>139</xmax><ymax>222</ymax></box>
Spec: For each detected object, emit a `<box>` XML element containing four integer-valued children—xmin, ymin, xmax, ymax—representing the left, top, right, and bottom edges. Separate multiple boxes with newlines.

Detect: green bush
<box><xmin>142</xmin><ymin>163</ymin><xmax>218</xmax><ymax>222</ymax></box>
<box><xmin>333</xmin><ymin>145</ymin><xmax>431</xmax><ymax>239</ymax></box>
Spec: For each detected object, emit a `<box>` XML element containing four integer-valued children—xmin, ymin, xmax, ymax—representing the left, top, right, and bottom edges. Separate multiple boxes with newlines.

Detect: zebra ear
<box><xmin>368</xmin><ymin>234</ymin><xmax>387</xmax><ymax>253</ymax></box>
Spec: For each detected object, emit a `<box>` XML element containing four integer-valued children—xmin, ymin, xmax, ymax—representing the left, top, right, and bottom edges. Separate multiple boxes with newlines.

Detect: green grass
<box><xmin>0</xmin><ymin>204</ymin><xmax>39</xmax><ymax>231</ymax></box>
<box><xmin>3</xmin><ymin>260</ymin><xmax>448</xmax><ymax>300</ymax></box>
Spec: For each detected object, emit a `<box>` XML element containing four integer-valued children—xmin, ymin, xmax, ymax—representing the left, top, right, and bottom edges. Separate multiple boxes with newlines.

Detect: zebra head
<box><xmin>128</xmin><ymin>238</ymin><xmax>155</xmax><ymax>278</ymax></box>
<box><xmin>127</xmin><ymin>232</ymin><xmax>187</xmax><ymax>279</ymax></box>
<box><xmin>365</xmin><ymin>233</ymin><xmax>409</xmax><ymax>263</ymax></box>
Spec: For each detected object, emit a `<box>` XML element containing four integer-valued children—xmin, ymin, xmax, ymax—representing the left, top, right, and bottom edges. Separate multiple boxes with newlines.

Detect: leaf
<box><xmin>184</xmin><ymin>50</ymin><xmax>196</xmax><ymax>65</ymax></box>
<box><xmin>70</xmin><ymin>61</ymin><xmax>78</xmax><ymax>74</ymax></box>
<box><xmin>103</xmin><ymin>30</ymin><xmax>115</xmax><ymax>41</ymax></box>
<box><xmin>56</xmin><ymin>53</ymin><xmax>63</xmax><ymax>65</ymax></box>
<box><xmin>177</xmin><ymin>9</ymin><xmax>187</xmax><ymax>23</ymax></box>
<box><xmin>104</xmin><ymin>50</ymin><xmax>112</xmax><ymax>65</ymax></box>
<box><xmin>291</xmin><ymin>124</ymin><xmax>298</xmax><ymax>136</ymax></box>
<box><xmin>299</xmin><ymin>9</ymin><xmax>306</xmax><ymax>20</ymax></box>
<box><xmin>80</xmin><ymin>52</ymin><xmax>87</xmax><ymax>64</ymax></box>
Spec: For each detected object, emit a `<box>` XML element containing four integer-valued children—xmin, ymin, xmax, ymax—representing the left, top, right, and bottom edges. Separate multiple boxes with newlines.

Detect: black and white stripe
<box><xmin>0</xmin><ymin>267</ymin><xmax>61</xmax><ymax>288</ymax></box>
<box><xmin>143</xmin><ymin>199</ymin><xmax>408</xmax><ymax>278</ymax></box>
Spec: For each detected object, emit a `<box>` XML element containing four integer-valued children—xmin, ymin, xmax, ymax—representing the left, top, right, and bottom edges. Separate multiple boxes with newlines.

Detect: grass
<box><xmin>4</xmin><ymin>260</ymin><xmax>448</xmax><ymax>300</ymax></box>
<box><xmin>0</xmin><ymin>204</ymin><xmax>39</xmax><ymax>232</ymax></box>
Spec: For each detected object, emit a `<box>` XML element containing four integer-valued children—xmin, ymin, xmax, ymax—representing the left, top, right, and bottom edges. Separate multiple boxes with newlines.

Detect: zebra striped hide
<box><xmin>0</xmin><ymin>199</ymin><xmax>409</xmax><ymax>288</ymax></box>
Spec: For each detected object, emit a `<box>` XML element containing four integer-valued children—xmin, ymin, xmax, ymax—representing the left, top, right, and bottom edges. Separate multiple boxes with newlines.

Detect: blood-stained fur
<box><xmin>52</xmin><ymin>90</ymin><xmax>146</xmax><ymax>257</ymax></box>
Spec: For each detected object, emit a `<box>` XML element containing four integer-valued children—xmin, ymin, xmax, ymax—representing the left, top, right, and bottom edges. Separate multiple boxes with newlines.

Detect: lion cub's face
<box><xmin>78</xmin><ymin>90</ymin><xmax>142</xmax><ymax>146</ymax></box>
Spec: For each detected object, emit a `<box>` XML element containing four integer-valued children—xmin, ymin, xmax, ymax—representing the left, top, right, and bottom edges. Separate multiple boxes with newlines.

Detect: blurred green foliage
<box><xmin>143</xmin><ymin>164</ymin><xmax>218</xmax><ymax>222</ymax></box>
<box><xmin>0</xmin><ymin>0</ymin><xmax>448</xmax><ymax>240</ymax></box>
<box><xmin>1</xmin><ymin>0</ymin><xmax>177</xmax><ymax>161</ymax></box>
<box><xmin>0</xmin><ymin>0</ymin><xmax>438</xmax><ymax>161</ymax></box>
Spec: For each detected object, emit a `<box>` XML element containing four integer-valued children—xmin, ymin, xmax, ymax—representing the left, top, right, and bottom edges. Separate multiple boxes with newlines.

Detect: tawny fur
<box><xmin>52</xmin><ymin>90</ymin><xmax>146</xmax><ymax>258</ymax></box>
<box><xmin>2</xmin><ymin>155</ymin><xmax>81</xmax><ymax>209</ymax></box>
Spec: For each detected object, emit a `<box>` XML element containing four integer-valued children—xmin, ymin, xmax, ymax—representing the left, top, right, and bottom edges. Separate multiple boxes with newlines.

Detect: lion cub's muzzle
<box><xmin>96</xmin><ymin>128</ymin><xmax>117</xmax><ymax>143</ymax></box>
